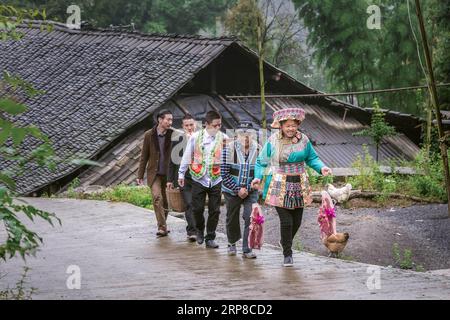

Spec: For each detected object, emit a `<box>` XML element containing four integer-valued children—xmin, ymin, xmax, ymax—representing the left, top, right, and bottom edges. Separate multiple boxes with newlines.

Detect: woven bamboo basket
<box><xmin>166</xmin><ymin>187</ymin><xmax>186</xmax><ymax>212</ymax></box>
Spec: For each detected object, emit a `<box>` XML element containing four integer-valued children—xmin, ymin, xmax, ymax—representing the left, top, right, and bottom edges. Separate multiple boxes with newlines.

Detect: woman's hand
<box><xmin>321</xmin><ymin>166</ymin><xmax>332</xmax><ymax>176</ymax></box>
<box><xmin>292</xmin><ymin>131</ymin><xmax>302</xmax><ymax>143</ymax></box>
<box><xmin>251</xmin><ymin>178</ymin><xmax>261</xmax><ymax>190</ymax></box>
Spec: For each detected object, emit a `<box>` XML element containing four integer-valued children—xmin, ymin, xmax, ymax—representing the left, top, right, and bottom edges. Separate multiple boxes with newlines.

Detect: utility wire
<box><xmin>226</xmin><ymin>83</ymin><xmax>450</xmax><ymax>99</ymax></box>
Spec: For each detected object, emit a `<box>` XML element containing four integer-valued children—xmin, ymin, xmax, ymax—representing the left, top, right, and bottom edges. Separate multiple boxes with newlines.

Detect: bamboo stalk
<box><xmin>414</xmin><ymin>0</ymin><xmax>450</xmax><ymax>216</ymax></box>
<box><xmin>257</xmin><ymin>16</ymin><xmax>266</xmax><ymax>129</ymax></box>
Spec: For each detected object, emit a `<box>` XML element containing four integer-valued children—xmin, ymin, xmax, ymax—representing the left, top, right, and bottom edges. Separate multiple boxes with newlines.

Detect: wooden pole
<box><xmin>415</xmin><ymin>0</ymin><xmax>450</xmax><ymax>216</ymax></box>
<box><xmin>426</xmin><ymin>96</ymin><xmax>432</xmax><ymax>156</ymax></box>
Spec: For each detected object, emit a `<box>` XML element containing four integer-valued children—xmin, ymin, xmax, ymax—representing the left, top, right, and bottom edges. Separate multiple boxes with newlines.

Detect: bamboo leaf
<box><xmin>0</xmin><ymin>121</ymin><xmax>12</xmax><ymax>145</ymax></box>
<box><xmin>0</xmin><ymin>98</ymin><xmax>27</xmax><ymax>115</ymax></box>
<box><xmin>11</xmin><ymin>127</ymin><xmax>27</xmax><ymax>146</ymax></box>
<box><xmin>0</xmin><ymin>172</ymin><xmax>15</xmax><ymax>190</ymax></box>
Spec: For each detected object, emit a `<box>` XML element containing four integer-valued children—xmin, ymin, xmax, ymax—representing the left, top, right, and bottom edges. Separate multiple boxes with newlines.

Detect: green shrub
<box><xmin>346</xmin><ymin>146</ymin><xmax>448</xmax><ymax>203</ymax></box>
<box><xmin>307</xmin><ymin>167</ymin><xmax>334</xmax><ymax>189</ymax></box>
<box><xmin>348</xmin><ymin>144</ymin><xmax>382</xmax><ymax>191</ymax></box>
<box><xmin>104</xmin><ymin>184</ymin><xmax>153</xmax><ymax>209</ymax></box>
<box><xmin>65</xmin><ymin>178</ymin><xmax>81</xmax><ymax>199</ymax></box>
<box><xmin>66</xmin><ymin>184</ymin><xmax>153</xmax><ymax>209</ymax></box>
<box><xmin>405</xmin><ymin>149</ymin><xmax>448</xmax><ymax>202</ymax></box>
<box><xmin>392</xmin><ymin>243</ymin><xmax>424</xmax><ymax>271</ymax></box>
<box><xmin>0</xmin><ymin>267</ymin><xmax>35</xmax><ymax>300</ymax></box>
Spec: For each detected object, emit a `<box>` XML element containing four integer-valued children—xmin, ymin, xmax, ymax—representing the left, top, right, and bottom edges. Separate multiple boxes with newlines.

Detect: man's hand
<box><xmin>251</xmin><ymin>178</ymin><xmax>261</xmax><ymax>190</ymax></box>
<box><xmin>166</xmin><ymin>182</ymin><xmax>174</xmax><ymax>189</ymax></box>
<box><xmin>178</xmin><ymin>178</ymin><xmax>185</xmax><ymax>188</ymax></box>
<box><xmin>136</xmin><ymin>178</ymin><xmax>144</xmax><ymax>186</ymax></box>
<box><xmin>238</xmin><ymin>187</ymin><xmax>248</xmax><ymax>199</ymax></box>
<box><xmin>321</xmin><ymin>166</ymin><xmax>332</xmax><ymax>176</ymax></box>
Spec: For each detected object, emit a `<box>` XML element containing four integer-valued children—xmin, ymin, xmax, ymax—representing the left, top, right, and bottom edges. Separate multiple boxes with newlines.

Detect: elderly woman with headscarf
<box><xmin>251</xmin><ymin>108</ymin><xmax>332</xmax><ymax>267</ymax></box>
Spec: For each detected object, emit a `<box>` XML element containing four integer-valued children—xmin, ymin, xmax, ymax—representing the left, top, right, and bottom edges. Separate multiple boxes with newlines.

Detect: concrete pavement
<box><xmin>0</xmin><ymin>198</ymin><xmax>448</xmax><ymax>299</ymax></box>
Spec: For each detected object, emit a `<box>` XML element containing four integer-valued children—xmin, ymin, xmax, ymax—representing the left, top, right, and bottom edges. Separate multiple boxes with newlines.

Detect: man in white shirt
<box><xmin>178</xmin><ymin>110</ymin><xmax>227</xmax><ymax>248</ymax></box>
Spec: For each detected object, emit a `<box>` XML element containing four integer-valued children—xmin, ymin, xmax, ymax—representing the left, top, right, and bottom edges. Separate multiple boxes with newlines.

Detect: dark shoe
<box><xmin>283</xmin><ymin>256</ymin><xmax>294</xmax><ymax>267</ymax></box>
<box><xmin>227</xmin><ymin>244</ymin><xmax>237</xmax><ymax>256</ymax></box>
<box><xmin>187</xmin><ymin>234</ymin><xmax>197</xmax><ymax>242</ymax></box>
<box><xmin>205</xmin><ymin>240</ymin><xmax>219</xmax><ymax>249</ymax></box>
<box><xmin>156</xmin><ymin>229</ymin><xmax>168</xmax><ymax>238</ymax></box>
<box><xmin>243</xmin><ymin>251</ymin><xmax>257</xmax><ymax>259</ymax></box>
<box><xmin>197</xmin><ymin>234</ymin><xmax>204</xmax><ymax>245</ymax></box>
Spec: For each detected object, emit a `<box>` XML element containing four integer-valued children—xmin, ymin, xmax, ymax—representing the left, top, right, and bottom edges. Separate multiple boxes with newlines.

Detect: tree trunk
<box><xmin>415</xmin><ymin>0</ymin><xmax>450</xmax><ymax>216</ymax></box>
<box><xmin>370</xmin><ymin>79</ymin><xmax>376</xmax><ymax>102</ymax></box>
<box><xmin>426</xmin><ymin>96</ymin><xmax>432</xmax><ymax>156</ymax></box>
<box><xmin>376</xmin><ymin>144</ymin><xmax>379</xmax><ymax>163</ymax></box>
<box><xmin>257</xmin><ymin>18</ymin><xmax>266</xmax><ymax>129</ymax></box>
<box><xmin>361</xmin><ymin>58</ymin><xmax>367</xmax><ymax>108</ymax></box>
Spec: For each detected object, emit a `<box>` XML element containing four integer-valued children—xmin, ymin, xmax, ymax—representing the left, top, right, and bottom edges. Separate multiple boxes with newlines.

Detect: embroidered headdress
<box><xmin>271</xmin><ymin>107</ymin><xmax>305</xmax><ymax>129</ymax></box>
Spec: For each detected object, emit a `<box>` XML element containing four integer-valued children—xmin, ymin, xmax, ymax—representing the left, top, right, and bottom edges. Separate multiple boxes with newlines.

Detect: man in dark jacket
<box><xmin>167</xmin><ymin>114</ymin><xmax>198</xmax><ymax>242</ymax></box>
<box><xmin>137</xmin><ymin>109</ymin><xmax>173</xmax><ymax>237</ymax></box>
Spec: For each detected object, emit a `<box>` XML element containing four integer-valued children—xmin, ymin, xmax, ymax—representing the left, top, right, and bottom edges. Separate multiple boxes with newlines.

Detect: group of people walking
<box><xmin>137</xmin><ymin>107</ymin><xmax>332</xmax><ymax>267</ymax></box>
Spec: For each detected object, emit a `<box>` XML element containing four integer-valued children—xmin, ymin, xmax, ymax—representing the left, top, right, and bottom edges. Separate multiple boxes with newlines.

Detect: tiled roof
<box><xmin>1</xmin><ymin>20</ymin><xmax>422</xmax><ymax>194</ymax></box>
<box><xmin>0</xmin><ymin>21</ymin><xmax>235</xmax><ymax>195</ymax></box>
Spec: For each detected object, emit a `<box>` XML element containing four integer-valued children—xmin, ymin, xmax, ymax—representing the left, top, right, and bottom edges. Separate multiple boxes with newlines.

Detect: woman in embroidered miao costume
<box><xmin>251</xmin><ymin>108</ymin><xmax>332</xmax><ymax>267</ymax></box>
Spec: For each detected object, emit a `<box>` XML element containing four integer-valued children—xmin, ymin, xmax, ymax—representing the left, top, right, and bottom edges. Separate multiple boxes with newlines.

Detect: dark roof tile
<box><xmin>0</xmin><ymin>21</ymin><xmax>234</xmax><ymax>195</ymax></box>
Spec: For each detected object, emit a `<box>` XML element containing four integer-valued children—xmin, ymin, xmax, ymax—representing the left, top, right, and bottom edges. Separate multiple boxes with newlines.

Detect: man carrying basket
<box><xmin>167</xmin><ymin>114</ymin><xmax>198</xmax><ymax>242</ymax></box>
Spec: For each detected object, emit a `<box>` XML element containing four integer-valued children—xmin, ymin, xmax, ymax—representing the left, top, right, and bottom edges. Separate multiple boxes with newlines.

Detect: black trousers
<box><xmin>181</xmin><ymin>178</ymin><xmax>197</xmax><ymax>236</ymax></box>
<box><xmin>224</xmin><ymin>191</ymin><xmax>258</xmax><ymax>253</ymax></box>
<box><xmin>275</xmin><ymin>207</ymin><xmax>304</xmax><ymax>257</ymax></box>
<box><xmin>191</xmin><ymin>180</ymin><xmax>222</xmax><ymax>241</ymax></box>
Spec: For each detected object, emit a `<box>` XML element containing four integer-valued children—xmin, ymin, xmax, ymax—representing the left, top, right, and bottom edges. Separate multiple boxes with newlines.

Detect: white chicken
<box><xmin>326</xmin><ymin>183</ymin><xmax>352</xmax><ymax>203</ymax></box>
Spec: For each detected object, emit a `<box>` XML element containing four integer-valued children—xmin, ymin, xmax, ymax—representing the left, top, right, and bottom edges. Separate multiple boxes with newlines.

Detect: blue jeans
<box><xmin>224</xmin><ymin>191</ymin><xmax>258</xmax><ymax>253</ymax></box>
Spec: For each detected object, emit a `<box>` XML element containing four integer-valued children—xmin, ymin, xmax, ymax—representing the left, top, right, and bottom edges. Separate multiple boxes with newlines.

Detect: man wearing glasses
<box><xmin>221</xmin><ymin>121</ymin><xmax>259</xmax><ymax>258</ymax></box>
<box><xmin>178</xmin><ymin>110</ymin><xmax>228</xmax><ymax>249</ymax></box>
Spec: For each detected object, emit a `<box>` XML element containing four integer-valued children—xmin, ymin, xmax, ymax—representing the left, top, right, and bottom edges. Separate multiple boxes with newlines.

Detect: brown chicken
<box><xmin>323</xmin><ymin>232</ymin><xmax>349</xmax><ymax>257</ymax></box>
